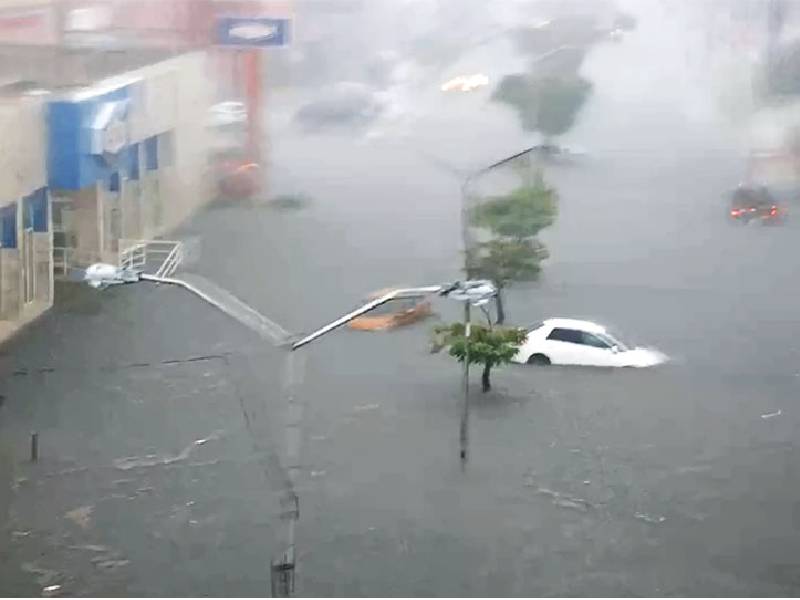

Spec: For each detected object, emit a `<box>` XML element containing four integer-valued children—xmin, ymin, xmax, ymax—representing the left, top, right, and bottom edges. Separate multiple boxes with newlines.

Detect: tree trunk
<box><xmin>481</xmin><ymin>362</ymin><xmax>492</xmax><ymax>392</ymax></box>
<box><xmin>495</xmin><ymin>286</ymin><xmax>506</xmax><ymax>325</ymax></box>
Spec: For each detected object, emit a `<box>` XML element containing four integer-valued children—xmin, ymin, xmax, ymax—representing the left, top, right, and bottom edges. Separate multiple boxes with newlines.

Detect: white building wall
<box><xmin>0</xmin><ymin>95</ymin><xmax>46</xmax><ymax>203</ymax></box>
<box><xmin>126</xmin><ymin>51</ymin><xmax>213</xmax><ymax>237</ymax></box>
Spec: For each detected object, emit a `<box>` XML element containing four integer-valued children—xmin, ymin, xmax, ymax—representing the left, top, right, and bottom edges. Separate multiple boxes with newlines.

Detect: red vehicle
<box><xmin>729</xmin><ymin>185</ymin><xmax>785</xmax><ymax>225</ymax></box>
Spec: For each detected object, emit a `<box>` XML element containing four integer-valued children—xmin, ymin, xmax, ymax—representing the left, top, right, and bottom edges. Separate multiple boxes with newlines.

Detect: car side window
<box><xmin>547</xmin><ymin>328</ymin><xmax>582</xmax><ymax>344</ymax></box>
<box><xmin>581</xmin><ymin>332</ymin><xmax>612</xmax><ymax>348</ymax></box>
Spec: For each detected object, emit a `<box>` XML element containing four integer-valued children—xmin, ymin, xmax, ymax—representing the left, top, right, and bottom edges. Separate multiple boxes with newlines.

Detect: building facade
<box><xmin>47</xmin><ymin>51</ymin><xmax>213</xmax><ymax>272</ymax></box>
<box><xmin>0</xmin><ymin>91</ymin><xmax>52</xmax><ymax>339</ymax></box>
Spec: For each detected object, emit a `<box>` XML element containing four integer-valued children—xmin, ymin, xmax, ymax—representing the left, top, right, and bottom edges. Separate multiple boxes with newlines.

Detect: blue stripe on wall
<box><xmin>23</xmin><ymin>189</ymin><xmax>48</xmax><ymax>232</ymax></box>
<box><xmin>144</xmin><ymin>136</ymin><xmax>158</xmax><ymax>171</ymax></box>
<box><xmin>1</xmin><ymin>204</ymin><xmax>17</xmax><ymax>248</ymax></box>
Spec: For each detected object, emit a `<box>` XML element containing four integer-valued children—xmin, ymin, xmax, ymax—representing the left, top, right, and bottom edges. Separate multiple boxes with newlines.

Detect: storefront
<box><xmin>47</xmin><ymin>73</ymin><xmax>178</xmax><ymax>271</ymax></box>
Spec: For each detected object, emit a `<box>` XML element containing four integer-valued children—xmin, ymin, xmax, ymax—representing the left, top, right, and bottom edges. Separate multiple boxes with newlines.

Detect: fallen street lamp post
<box><xmin>84</xmin><ymin>263</ymin><xmax>497</xmax><ymax>595</ymax></box>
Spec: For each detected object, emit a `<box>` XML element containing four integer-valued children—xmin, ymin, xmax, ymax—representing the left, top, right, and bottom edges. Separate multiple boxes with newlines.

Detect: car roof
<box><xmin>542</xmin><ymin>318</ymin><xmax>607</xmax><ymax>334</ymax></box>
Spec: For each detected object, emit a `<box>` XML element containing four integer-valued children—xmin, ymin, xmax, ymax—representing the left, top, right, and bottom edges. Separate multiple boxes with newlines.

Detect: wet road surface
<box><xmin>4</xmin><ymin>3</ymin><xmax>800</xmax><ymax>596</ymax></box>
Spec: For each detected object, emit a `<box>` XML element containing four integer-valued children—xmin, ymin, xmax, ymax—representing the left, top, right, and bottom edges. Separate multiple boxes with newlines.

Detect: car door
<box><xmin>543</xmin><ymin>328</ymin><xmax>585</xmax><ymax>364</ymax></box>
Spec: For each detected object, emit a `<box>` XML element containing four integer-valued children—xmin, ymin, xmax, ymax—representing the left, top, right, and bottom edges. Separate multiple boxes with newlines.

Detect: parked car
<box><xmin>512</xmin><ymin>318</ymin><xmax>667</xmax><ymax>367</ymax></box>
<box><xmin>348</xmin><ymin>289</ymin><xmax>432</xmax><ymax>331</ymax></box>
<box><xmin>729</xmin><ymin>184</ymin><xmax>786</xmax><ymax>225</ymax></box>
<box><xmin>294</xmin><ymin>82</ymin><xmax>383</xmax><ymax>130</ymax></box>
<box><xmin>208</xmin><ymin>101</ymin><xmax>247</xmax><ymax>129</ymax></box>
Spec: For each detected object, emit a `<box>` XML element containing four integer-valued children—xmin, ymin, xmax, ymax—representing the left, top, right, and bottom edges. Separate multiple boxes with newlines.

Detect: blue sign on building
<box><xmin>47</xmin><ymin>84</ymin><xmax>132</xmax><ymax>191</ymax></box>
<box><xmin>217</xmin><ymin>17</ymin><xmax>290</xmax><ymax>48</ymax></box>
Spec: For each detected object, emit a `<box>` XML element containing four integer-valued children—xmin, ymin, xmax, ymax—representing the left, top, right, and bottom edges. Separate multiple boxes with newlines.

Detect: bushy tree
<box><xmin>534</xmin><ymin>76</ymin><xmax>593</xmax><ymax>140</ymax></box>
<box><xmin>431</xmin><ymin>320</ymin><xmax>527</xmax><ymax>392</ymax></box>
<box><xmin>468</xmin><ymin>181</ymin><xmax>558</xmax><ymax>323</ymax></box>
<box><xmin>472</xmin><ymin>183</ymin><xmax>558</xmax><ymax>239</ymax></box>
<box><xmin>466</xmin><ymin>238</ymin><xmax>549</xmax><ymax>324</ymax></box>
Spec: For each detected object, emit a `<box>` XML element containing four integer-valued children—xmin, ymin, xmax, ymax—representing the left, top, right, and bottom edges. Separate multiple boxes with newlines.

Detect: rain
<box><xmin>2</xmin><ymin>0</ymin><xmax>800</xmax><ymax>596</ymax></box>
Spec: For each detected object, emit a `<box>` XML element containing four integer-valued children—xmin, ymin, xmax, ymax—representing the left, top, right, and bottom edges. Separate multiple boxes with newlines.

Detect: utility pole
<box><xmin>460</xmin><ymin>301</ymin><xmax>470</xmax><ymax>463</ymax></box>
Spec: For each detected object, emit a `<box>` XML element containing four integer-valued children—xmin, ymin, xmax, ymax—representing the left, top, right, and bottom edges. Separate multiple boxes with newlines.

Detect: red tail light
<box><xmin>730</xmin><ymin>209</ymin><xmax>740</xmax><ymax>216</ymax></box>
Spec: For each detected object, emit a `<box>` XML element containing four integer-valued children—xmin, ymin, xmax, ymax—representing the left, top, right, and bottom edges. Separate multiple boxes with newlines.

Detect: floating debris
<box><xmin>310</xmin><ymin>470</ymin><xmax>326</xmax><ymax>478</ymax></box>
<box><xmin>67</xmin><ymin>544</ymin><xmax>109</xmax><ymax>553</ymax></box>
<box><xmin>12</xmin><ymin>530</ymin><xmax>32</xmax><ymax>539</ymax></box>
<box><xmin>761</xmin><ymin>409</ymin><xmax>782</xmax><ymax>420</ymax></box>
<box><xmin>94</xmin><ymin>559</ymin><xmax>130</xmax><ymax>571</ymax></box>
<box><xmin>634</xmin><ymin>512</ymin><xmax>666</xmax><ymax>524</ymax></box>
<box><xmin>554</xmin><ymin>497</ymin><xmax>590</xmax><ymax>512</ymax></box>
<box><xmin>353</xmin><ymin>403</ymin><xmax>379</xmax><ymax>412</ymax></box>
<box><xmin>534</xmin><ymin>487</ymin><xmax>592</xmax><ymax>512</ymax></box>
<box><xmin>113</xmin><ymin>430</ymin><xmax>225</xmax><ymax>470</ymax></box>
<box><xmin>193</xmin><ymin>430</ymin><xmax>224</xmax><ymax>446</ymax></box>
<box><xmin>583</xmin><ymin>480</ymin><xmax>591</xmax><ymax>485</ymax></box>
<box><xmin>64</xmin><ymin>506</ymin><xmax>93</xmax><ymax>529</ymax></box>
<box><xmin>42</xmin><ymin>584</ymin><xmax>61</xmax><ymax>597</ymax></box>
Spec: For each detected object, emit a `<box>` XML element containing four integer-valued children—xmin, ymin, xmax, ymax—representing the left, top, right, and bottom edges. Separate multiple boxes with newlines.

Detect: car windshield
<box><xmin>599</xmin><ymin>331</ymin><xmax>629</xmax><ymax>351</ymax></box>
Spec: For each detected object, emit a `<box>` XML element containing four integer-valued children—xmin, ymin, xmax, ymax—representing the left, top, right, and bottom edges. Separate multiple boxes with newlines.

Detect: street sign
<box><xmin>217</xmin><ymin>17</ymin><xmax>290</xmax><ymax>48</ymax></box>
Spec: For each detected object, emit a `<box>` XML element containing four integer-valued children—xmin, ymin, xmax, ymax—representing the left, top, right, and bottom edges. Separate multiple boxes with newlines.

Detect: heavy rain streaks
<box><xmin>4</xmin><ymin>0</ymin><xmax>800</xmax><ymax>596</ymax></box>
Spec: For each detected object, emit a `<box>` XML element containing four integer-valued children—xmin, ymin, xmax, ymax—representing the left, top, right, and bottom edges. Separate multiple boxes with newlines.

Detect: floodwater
<box><xmin>4</xmin><ymin>0</ymin><xmax>800</xmax><ymax>596</ymax></box>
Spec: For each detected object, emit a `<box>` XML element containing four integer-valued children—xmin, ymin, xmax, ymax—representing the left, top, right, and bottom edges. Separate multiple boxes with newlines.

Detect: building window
<box><xmin>1</xmin><ymin>204</ymin><xmax>17</xmax><ymax>248</ymax></box>
<box><xmin>22</xmin><ymin>189</ymin><xmax>48</xmax><ymax>233</ymax></box>
<box><xmin>127</xmin><ymin>142</ymin><xmax>140</xmax><ymax>180</ymax></box>
<box><xmin>108</xmin><ymin>172</ymin><xmax>121</xmax><ymax>193</ymax></box>
<box><xmin>145</xmin><ymin>135</ymin><xmax>158</xmax><ymax>171</ymax></box>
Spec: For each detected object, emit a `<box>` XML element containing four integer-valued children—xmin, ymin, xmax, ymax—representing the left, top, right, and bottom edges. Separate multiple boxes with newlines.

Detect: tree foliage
<box><xmin>431</xmin><ymin>321</ymin><xmax>527</xmax><ymax>392</ymax></box>
<box><xmin>468</xmin><ymin>181</ymin><xmax>559</xmax><ymax>324</ymax></box>
<box><xmin>471</xmin><ymin>182</ymin><xmax>558</xmax><ymax>239</ymax></box>
<box><xmin>535</xmin><ymin>76</ymin><xmax>593</xmax><ymax>138</ymax></box>
<box><xmin>466</xmin><ymin>238</ymin><xmax>548</xmax><ymax>288</ymax></box>
<box><xmin>493</xmin><ymin>73</ymin><xmax>592</xmax><ymax>138</ymax></box>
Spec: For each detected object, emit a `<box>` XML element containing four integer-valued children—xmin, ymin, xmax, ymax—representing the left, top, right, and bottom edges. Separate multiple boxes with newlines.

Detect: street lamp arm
<box><xmin>139</xmin><ymin>273</ymin><xmax>291</xmax><ymax>346</ymax></box>
<box><xmin>290</xmin><ymin>285</ymin><xmax>444</xmax><ymax>351</ymax></box>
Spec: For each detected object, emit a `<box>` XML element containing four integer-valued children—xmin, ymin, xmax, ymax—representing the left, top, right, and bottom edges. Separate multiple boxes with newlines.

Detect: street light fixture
<box><xmin>83</xmin><ymin>263</ymin><xmax>496</xmax><ymax>594</ymax></box>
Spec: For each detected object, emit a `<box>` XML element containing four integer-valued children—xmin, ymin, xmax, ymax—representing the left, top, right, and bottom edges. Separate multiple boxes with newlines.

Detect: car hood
<box><xmin>620</xmin><ymin>346</ymin><xmax>668</xmax><ymax>367</ymax></box>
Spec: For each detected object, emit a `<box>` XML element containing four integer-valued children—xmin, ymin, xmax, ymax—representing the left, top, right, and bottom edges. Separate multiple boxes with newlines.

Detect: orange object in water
<box><xmin>349</xmin><ymin>289</ymin><xmax>433</xmax><ymax>331</ymax></box>
<box><xmin>219</xmin><ymin>160</ymin><xmax>261</xmax><ymax>199</ymax></box>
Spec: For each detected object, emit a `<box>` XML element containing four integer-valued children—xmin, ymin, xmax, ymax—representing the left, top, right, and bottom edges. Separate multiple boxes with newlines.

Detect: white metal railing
<box><xmin>119</xmin><ymin>241</ymin><xmax>146</xmax><ymax>271</ymax></box>
<box><xmin>118</xmin><ymin>239</ymin><xmax>184</xmax><ymax>278</ymax></box>
<box><xmin>156</xmin><ymin>241</ymin><xmax>183</xmax><ymax>278</ymax></box>
<box><xmin>53</xmin><ymin>247</ymin><xmax>69</xmax><ymax>277</ymax></box>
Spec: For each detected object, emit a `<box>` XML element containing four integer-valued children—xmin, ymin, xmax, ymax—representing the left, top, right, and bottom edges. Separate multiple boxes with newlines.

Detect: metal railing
<box><xmin>156</xmin><ymin>241</ymin><xmax>183</xmax><ymax>278</ymax></box>
<box><xmin>118</xmin><ymin>239</ymin><xmax>184</xmax><ymax>278</ymax></box>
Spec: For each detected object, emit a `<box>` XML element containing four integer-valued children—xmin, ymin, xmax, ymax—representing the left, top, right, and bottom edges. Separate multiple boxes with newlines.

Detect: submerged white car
<box><xmin>512</xmin><ymin>318</ymin><xmax>667</xmax><ymax>368</ymax></box>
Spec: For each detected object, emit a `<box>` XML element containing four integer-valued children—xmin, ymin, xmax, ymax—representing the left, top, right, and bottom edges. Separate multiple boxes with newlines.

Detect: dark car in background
<box><xmin>729</xmin><ymin>184</ymin><xmax>786</xmax><ymax>225</ymax></box>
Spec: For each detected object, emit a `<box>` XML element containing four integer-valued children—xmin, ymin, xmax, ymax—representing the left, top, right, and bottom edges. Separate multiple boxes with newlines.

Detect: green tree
<box><xmin>466</xmin><ymin>238</ymin><xmax>549</xmax><ymax>324</ymax></box>
<box><xmin>534</xmin><ymin>76</ymin><xmax>593</xmax><ymax>140</ymax></box>
<box><xmin>468</xmin><ymin>181</ymin><xmax>558</xmax><ymax>324</ymax></box>
<box><xmin>472</xmin><ymin>182</ymin><xmax>558</xmax><ymax>239</ymax></box>
<box><xmin>492</xmin><ymin>74</ymin><xmax>592</xmax><ymax>142</ymax></box>
<box><xmin>431</xmin><ymin>319</ymin><xmax>527</xmax><ymax>392</ymax></box>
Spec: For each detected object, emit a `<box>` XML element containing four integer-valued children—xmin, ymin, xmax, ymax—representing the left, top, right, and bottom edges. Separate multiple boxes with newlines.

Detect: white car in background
<box><xmin>208</xmin><ymin>101</ymin><xmax>247</xmax><ymax>129</ymax></box>
<box><xmin>512</xmin><ymin>318</ymin><xmax>667</xmax><ymax>368</ymax></box>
